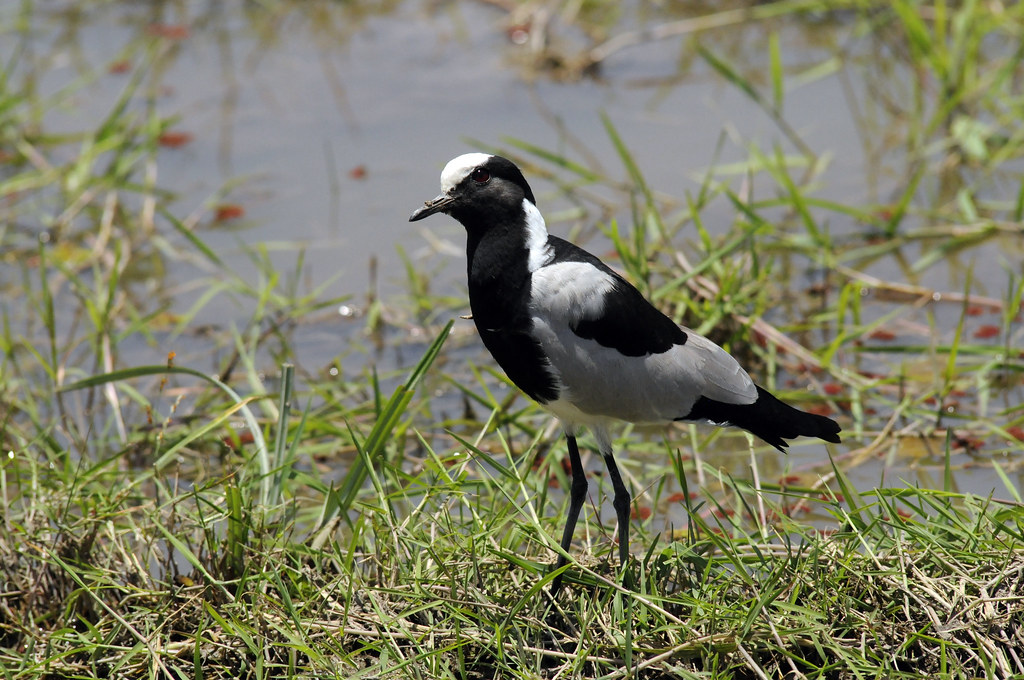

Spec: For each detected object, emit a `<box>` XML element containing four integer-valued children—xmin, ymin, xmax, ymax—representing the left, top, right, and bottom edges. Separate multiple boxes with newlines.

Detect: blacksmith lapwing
<box><xmin>410</xmin><ymin>153</ymin><xmax>841</xmax><ymax>589</ymax></box>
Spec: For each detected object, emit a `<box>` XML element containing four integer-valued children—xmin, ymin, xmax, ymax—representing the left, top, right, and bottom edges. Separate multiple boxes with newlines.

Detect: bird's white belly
<box><xmin>531</xmin><ymin>319</ymin><xmax>704</xmax><ymax>425</ymax></box>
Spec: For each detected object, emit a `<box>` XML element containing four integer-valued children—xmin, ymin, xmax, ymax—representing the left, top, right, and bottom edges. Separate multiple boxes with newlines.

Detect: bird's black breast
<box><xmin>466</xmin><ymin>226</ymin><xmax>560</xmax><ymax>404</ymax></box>
<box><xmin>547</xmin><ymin>237</ymin><xmax>688</xmax><ymax>357</ymax></box>
<box><xmin>474</xmin><ymin>320</ymin><xmax>561</xmax><ymax>404</ymax></box>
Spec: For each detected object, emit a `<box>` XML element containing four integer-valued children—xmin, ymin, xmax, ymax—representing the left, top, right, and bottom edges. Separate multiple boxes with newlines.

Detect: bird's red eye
<box><xmin>471</xmin><ymin>168</ymin><xmax>490</xmax><ymax>184</ymax></box>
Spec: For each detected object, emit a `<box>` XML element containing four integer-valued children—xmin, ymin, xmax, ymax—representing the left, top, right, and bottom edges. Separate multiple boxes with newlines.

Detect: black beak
<box><xmin>409</xmin><ymin>193</ymin><xmax>455</xmax><ymax>222</ymax></box>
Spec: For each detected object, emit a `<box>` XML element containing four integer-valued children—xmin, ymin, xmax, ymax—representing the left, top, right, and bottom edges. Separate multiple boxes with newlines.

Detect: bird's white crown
<box><xmin>440</xmin><ymin>153</ymin><xmax>493</xmax><ymax>193</ymax></box>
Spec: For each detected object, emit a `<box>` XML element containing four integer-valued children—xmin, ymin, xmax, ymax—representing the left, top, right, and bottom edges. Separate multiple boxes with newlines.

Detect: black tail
<box><xmin>680</xmin><ymin>386</ymin><xmax>841</xmax><ymax>452</ymax></box>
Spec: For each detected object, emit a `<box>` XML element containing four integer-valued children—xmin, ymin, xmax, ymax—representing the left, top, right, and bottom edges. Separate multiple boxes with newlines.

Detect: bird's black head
<box><xmin>409</xmin><ymin>153</ymin><xmax>537</xmax><ymax>229</ymax></box>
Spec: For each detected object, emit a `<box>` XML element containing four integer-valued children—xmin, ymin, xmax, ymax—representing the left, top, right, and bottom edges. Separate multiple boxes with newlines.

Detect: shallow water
<box><xmin>3</xmin><ymin>1</ymin><xmax>1022</xmax><ymax>504</ymax></box>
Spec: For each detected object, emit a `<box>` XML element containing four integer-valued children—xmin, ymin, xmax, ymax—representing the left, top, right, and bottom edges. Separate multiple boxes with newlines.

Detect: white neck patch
<box><xmin>440</xmin><ymin>152</ymin><xmax>493</xmax><ymax>193</ymax></box>
<box><xmin>523</xmin><ymin>199</ymin><xmax>553</xmax><ymax>271</ymax></box>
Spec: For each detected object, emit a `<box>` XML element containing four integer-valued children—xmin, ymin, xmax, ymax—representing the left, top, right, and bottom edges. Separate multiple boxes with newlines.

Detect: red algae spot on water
<box><xmin>158</xmin><ymin>131</ymin><xmax>194</xmax><ymax>148</ymax></box>
<box><xmin>973</xmin><ymin>324</ymin><xmax>1000</xmax><ymax>339</ymax></box>
<box><xmin>147</xmin><ymin>24</ymin><xmax>190</xmax><ymax>40</ymax></box>
<box><xmin>631</xmin><ymin>505</ymin><xmax>651</xmax><ymax>520</ymax></box>
<box><xmin>214</xmin><ymin>204</ymin><xmax>245</xmax><ymax>222</ymax></box>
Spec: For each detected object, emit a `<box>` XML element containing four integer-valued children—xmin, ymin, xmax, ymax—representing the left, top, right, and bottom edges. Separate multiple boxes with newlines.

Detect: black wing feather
<box><xmin>547</xmin><ymin>237</ymin><xmax>687</xmax><ymax>357</ymax></box>
<box><xmin>681</xmin><ymin>386</ymin><xmax>842</xmax><ymax>451</ymax></box>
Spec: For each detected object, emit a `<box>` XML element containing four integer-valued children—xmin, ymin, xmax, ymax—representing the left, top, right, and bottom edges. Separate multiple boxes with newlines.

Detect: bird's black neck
<box><xmin>465</xmin><ymin>222</ymin><xmax>534</xmax><ymax>327</ymax></box>
<box><xmin>461</xmin><ymin>218</ymin><xmax>560</xmax><ymax>404</ymax></box>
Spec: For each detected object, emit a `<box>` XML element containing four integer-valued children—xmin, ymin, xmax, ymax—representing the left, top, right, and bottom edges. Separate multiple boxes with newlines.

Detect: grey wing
<box><xmin>677</xmin><ymin>331</ymin><xmax>758</xmax><ymax>405</ymax></box>
<box><xmin>529</xmin><ymin>262</ymin><xmax>757</xmax><ymax>424</ymax></box>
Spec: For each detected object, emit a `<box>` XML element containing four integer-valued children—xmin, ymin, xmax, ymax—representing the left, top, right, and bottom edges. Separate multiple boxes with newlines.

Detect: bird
<box><xmin>410</xmin><ymin>152</ymin><xmax>841</xmax><ymax>589</ymax></box>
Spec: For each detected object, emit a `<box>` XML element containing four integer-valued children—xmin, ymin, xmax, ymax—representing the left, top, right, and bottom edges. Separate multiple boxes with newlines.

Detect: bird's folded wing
<box><xmin>676</xmin><ymin>332</ymin><xmax>758</xmax><ymax>405</ymax></box>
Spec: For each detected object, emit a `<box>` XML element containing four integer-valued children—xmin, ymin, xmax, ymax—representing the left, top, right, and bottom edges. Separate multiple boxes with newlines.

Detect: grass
<box><xmin>3</xmin><ymin>1</ymin><xmax>1024</xmax><ymax>678</ymax></box>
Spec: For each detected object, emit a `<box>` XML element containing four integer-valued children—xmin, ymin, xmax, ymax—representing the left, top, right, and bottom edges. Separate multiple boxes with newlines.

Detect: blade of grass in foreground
<box><xmin>325</xmin><ymin>319</ymin><xmax>454</xmax><ymax>528</ymax></box>
<box><xmin>58</xmin><ymin>363</ymin><xmax>270</xmax><ymax>502</ymax></box>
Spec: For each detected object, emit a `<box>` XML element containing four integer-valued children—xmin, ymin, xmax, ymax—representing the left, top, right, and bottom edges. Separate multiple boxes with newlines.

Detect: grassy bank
<box><xmin>3</xmin><ymin>1</ymin><xmax>1024</xmax><ymax>678</ymax></box>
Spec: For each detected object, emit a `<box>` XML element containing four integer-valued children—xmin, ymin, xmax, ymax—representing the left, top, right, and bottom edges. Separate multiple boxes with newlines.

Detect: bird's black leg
<box><xmin>602</xmin><ymin>450</ymin><xmax>631</xmax><ymax>570</ymax></box>
<box><xmin>552</xmin><ymin>433</ymin><xmax>588</xmax><ymax>591</ymax></box>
